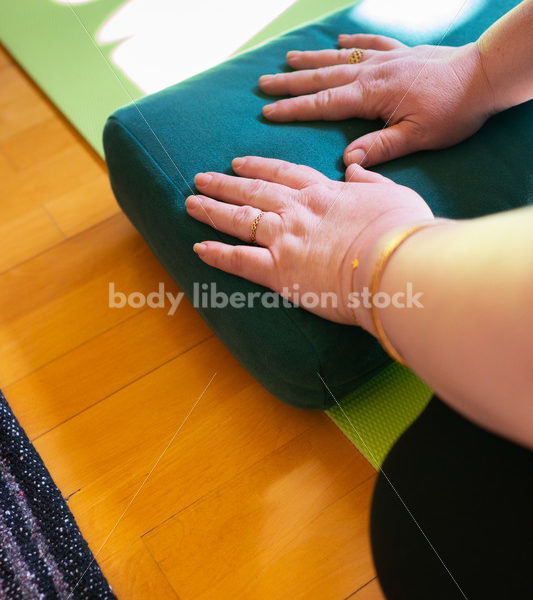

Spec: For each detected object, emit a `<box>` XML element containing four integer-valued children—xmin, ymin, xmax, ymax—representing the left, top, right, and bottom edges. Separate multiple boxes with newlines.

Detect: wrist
<box><xmin>351</xmin><ymin>218</ymin><xmax>448</xmax><ymax>338</ymax></box>
<box><xmin>455</xmin><ymin>42</ymin><xmax>499</xmax><ymax>118</ymax></box>
<box><xmin>476</xmin><ymin>34</ymin><xmax>525</xmax><ymax>113</ymax></box>
<box><xmin>472</xmin><ymin>39</ymin><xmax>498</xmax><ymax>113</ymax></box>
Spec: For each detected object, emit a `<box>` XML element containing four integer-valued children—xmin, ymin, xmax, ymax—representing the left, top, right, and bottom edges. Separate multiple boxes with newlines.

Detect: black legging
<box><xmin>371</xmin><ymin>396</ymin><xmax>533</xmax><ymax>599</ymax></box>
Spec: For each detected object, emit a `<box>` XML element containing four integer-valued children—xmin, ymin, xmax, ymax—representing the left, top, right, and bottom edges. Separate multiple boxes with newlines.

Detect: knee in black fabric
<box><xmin>370</xmin><ymin>398</ymin><xmax>533</xmax><ymax>600</ymax></box>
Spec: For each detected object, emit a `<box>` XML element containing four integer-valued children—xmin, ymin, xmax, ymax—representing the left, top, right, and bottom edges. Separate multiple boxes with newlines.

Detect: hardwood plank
<box><xmin>34</xmin><ymin>338</ymin><xmax>327</xmax><ymax>547</ymax></box>
<box><xmin>0</xmin><ymin>205</ymin><xmax>65</xmax><ymax>273</ymax></box>
<box><xmin>44</xmin><ymin>172</ymin><xmax>120</xmax><ymax>237</ymax></box>
<box><xmin>1</xmin><ymin>213</ymin><xmax>132</xmax><ymax>321</ymax></box>
<box><xmin>6</xmin><ymin>303</ymin><xmax>212</xmax><ymax>440</ymax></box>
<box><xmin>144</xmin><ymin>463</ymin><xmax>376</xmax><ymax>600</ymax></box>
<box><xmin>0</xmin><ymin>213</ymin><xmax>178</xmax><ymax>386</ymax></box>
<box><xmin>0</xmin><ymin>149</ymin><xmax>15</xmax><ymax>179</ymax></box>
<box><xmin>98</xmin><ymin>539</ymin><xmax>178</xmax><ymax>600</ymax></box>
<box><xmin>0</xmin><ymin>144</ymin><xmax>103</xmax><ymax>224</ymax></box>
<box><xmin>348</xmin><ymin>579</ymin><xmax>386</xmax><ymax>600</ymax></box>
<box><xmin>0</xmin><ymin>63</ymin><xmax>55</xmax><ymax>141</ymax></box>
<box><xmin>0</xmin><ymin>116</ymin><xmax>78</xmax><ymax>171</ymax></box>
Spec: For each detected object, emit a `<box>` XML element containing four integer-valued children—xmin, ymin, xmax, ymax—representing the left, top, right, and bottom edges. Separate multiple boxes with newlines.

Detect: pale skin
<box><xmin>186</xmin><ymin>0</ymin><xmax>533</xmax><ymax>448</ymax></box>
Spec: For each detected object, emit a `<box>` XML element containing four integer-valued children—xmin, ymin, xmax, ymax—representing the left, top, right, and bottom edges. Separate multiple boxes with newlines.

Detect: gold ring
<box><xmin>249</xmin><ymin>211</ymin><xmax>264</xmax><ymax>244</ymax></box>
<box><xmin>348</xmin><ymin>48</ymin><xmax>364</xmax><ymax>64</ymax></box>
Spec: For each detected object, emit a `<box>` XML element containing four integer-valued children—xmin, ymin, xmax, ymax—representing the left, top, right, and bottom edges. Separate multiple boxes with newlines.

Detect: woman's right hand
<box><xmin>259</xmin><ymin>34</ymin><xmax>497</xmax><ymax>168</ymax></box>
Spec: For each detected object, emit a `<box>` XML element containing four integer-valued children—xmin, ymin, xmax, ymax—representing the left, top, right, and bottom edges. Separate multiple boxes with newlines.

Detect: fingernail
<box><xmin>338</xmin><ymin>34</ymin><xmax>349</xmax><ymax>39</ymax></box>
<box><xmin>186</xmin><ymin>195</ymin><xmax>199</xmax><ymax>209</ymax></box>
<box><xmin>233</xmin><ymin>157</ymin><xmax>246</xmax><ymax>169</ymax></box>
<box><xmin>263</xmin><ymin>104</ymin><xmax>275</xmax><ymax>116</ymax></box>
<box><xmin>193</xmin><ymin>243</ymin><xmax>207</xmax><ymax>256</ymax></box>
<box><xmin>348</xmin><ymin>149</ymin><xmax>366</xmax><ymax>165</ymax></box>
<box><xmin>259</xmin><ymin>74</ymin><xmax>274</xmax><ymax>85</ymax></box>
<box><xmin>286</xmin><ymin>51</ymin><xmax>299</xmax><ymax>60</ymax></box>
<box><xmin>195</xmin><ymin>172</ymin><xmax>212</xmax><ymax>186</ymax></box>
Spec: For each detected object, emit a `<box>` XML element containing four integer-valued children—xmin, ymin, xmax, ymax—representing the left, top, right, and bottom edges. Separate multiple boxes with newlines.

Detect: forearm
<box><xmin>366</xmin><ymin>208</ymin><xmax>533</xmax><ymax>447</ymax></box>
<box><xmin>477</xmin><ymin>0</ymin><xmax>533</xmax><ymax>110</ymax></box>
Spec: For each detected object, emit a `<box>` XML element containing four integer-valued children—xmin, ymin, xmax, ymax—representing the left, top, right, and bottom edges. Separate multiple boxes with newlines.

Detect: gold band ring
<box><xmin>348</xmin><ymin>48</ymin><xmax>364</xmax><ymax>64</ymax></box>
<box><xmin>249</xmin><ymin>211</ymin><xmax>264</xmax><ymax>244</ymax></box>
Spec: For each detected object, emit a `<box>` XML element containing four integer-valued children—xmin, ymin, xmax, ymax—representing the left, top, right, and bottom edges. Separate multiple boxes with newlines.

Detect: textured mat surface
<box><xmin>327</xmin><ymin>366</ymin><xmax>432</xmax><ymax>468</ymax></box>
<box><xmin>0</xmin><ymin>390</ymin><xmax>116</xmax><ymax>599</ymax></box>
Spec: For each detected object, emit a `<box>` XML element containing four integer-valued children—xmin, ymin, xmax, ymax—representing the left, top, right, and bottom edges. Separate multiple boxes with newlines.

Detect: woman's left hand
<box><xmin>186</xmin><ymin>157</ymin><xmax>434</xmax><ymax>327</ymax></box>
<box><xmin>258</xmin><ymin>34</ymin><xmax>495</xmax><ymax>168</ymax></box>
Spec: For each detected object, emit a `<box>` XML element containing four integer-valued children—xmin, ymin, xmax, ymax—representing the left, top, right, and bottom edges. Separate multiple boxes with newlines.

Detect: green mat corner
<box><xmin>327</xmin><ymin>366</ymin><xmax>432</xmax><ymax>468</ymax></box>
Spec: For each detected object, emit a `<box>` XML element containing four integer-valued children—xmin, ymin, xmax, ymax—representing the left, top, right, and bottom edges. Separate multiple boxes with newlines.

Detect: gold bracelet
<box><xmin>370</xmin><ymin>223</ymin><xmax>434</xmax><ymax>367</ymax></box>
<box><xmin>349</xmin><ymin>258</ymin><xmax>361</xmax><ymax>326</ymax></box>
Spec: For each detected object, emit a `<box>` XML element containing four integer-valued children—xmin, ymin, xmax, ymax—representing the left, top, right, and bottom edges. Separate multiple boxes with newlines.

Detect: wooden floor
<box><xmin>0</xmin><ymin>44</ymin><xmax>384</xmax><ymax>600</ymax></box>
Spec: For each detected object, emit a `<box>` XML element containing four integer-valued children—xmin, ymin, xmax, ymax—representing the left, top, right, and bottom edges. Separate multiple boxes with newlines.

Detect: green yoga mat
<box><xmin>1</xmin><ymin>0</ymin><xmax>433</xmax><ymax>466</ymax></box>
<box><xmin>327</xmin><ymin>366</ymin><xmax>431</xmax><ymax>468</ymax></box>
<box><xmin>0</xmin><ymin>0</ymin><xmax>356</xmax><ymax>156</ymax></box>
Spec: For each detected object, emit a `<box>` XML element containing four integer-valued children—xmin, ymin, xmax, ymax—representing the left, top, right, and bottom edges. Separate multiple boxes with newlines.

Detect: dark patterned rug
<box><xmin>0</xmin><ymin>390</ymin><xmax>116</xmax><ymax>599</ymax></box>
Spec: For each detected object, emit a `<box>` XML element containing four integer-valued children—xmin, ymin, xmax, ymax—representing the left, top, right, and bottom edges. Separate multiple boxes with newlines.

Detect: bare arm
<box><xmin>478</xmin><ymin>0</ymin><xmax>533</xmax><ymax>111</ymax></box>
<box><xmin>356</xmin><ymin>208</ymin><xmax>533</xmax><ymax>448</ymax></box>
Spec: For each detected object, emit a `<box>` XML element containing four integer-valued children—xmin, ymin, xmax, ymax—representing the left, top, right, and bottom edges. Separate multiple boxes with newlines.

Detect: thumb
<box><xmin>344</xmin><ymin>121</ymin><xmax>423</xmax><ymax>167</ymax></box>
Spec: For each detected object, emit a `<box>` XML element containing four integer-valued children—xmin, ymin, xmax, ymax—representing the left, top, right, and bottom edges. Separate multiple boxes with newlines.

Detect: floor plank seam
<box><xmin>139</xmin><ymin>417</ymin><xmax>324</xmax><ymax>539</ymax></box>
<box><xmin>140</xmin><ymin>536</ymin><xmax>181</xmax><ymax>600</ymax></box>
<box><xmin>141</xmin><ymin>422</ymin><xmax>374</xmax><ymax>543</ymax></box>
<box><xmin>0</xmin><ymin>208</ymin><xmax>122</xmax><ymax>280</ymax></box>
<box><xmin>299</xmin><ymin>471</ymin><xmax>377</xmax><ymax>534</ymax></box>
<box><xmin>64</xmin><ymin>487</ymin><xmax>82</xmax><ymax>503</ymax></box>
<box><xmin>41</xmin><ymin>202</ymin><xmax>69</xmax><ymax>240</ymax></box>
<box><xmin>0</xmin><ymin>236</ymin><xmax>69</xmax><ymax>277</ymax></box>
<box><xmin>3</xmin><ymin>306</ymin><xmax>152</xmax><ymax>389</ymax></box>
<box><xmin>344</xmin><ymin>576</ymin><xmax>378</xmax><ymax>599</ymax></box>
<box><xmin>27</xmin><ymin>332</ymin><xmax>214</xmax><ymax>442</ymax></box>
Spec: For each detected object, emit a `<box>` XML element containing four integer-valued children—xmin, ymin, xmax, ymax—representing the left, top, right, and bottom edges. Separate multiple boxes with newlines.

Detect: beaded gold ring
<box><xmin>348</xmin><ymin>48</ymin><xmax>364</xmax><ymax>64</ymax></box>
<box><xmin>249</xmin><ymin>211</ymin><xmax>264</xmax><ymax>244</ymax></box>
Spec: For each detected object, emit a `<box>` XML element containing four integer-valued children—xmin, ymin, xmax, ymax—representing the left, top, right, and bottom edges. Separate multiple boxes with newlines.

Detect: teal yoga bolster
<box><xmin>103</xmin><ymin>0</ymin><xmax>532</xmax><ymax>410</ymax></box>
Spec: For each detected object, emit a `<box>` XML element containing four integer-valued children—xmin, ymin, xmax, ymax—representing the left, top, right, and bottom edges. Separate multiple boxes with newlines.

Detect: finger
<box><xmin>186</xmin><ymin>195</ymin><xmax>279</xmax><ymax>246</ymax></box>
<box><xmin>344</xmin><ymin>121</ymin><xmax>423</xmax><ymax>167</ymax></box>
<box><xmin>285</xmin><ymin>48</ymin><xmax>374</xmax><ymax>69</ymax></box>
<box><xmin>193</xmin><ymin>241</ymin><xmax>276</xmax><ymax>289</ymax></box>
<box><xmin>263</xmin><ymin>83</ymin><xmax>360</xmax><ymax>121</ymax></box>
<box><xmin>194</xmin><ymin>172</ymin><xmax>287</xmax><ymax>212</ymax></box>
<box><xmin>338</xmin><ymin>33</ymin><xmax>405</xmax><ymax>51</ymax></box>
<box><xmin>232</xmin><ymin>156</ymin><xmax>327</xmax><ymax>189</ymax></box>
<box><xmin>344</xmin><ymin>162</ymin><xmax>390</xmax><ymax>183</ymax></box>
<box><xmin>259</xmin><ymin>64</ymin><xmax>357</xmax><ymax>96</ymax></box>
